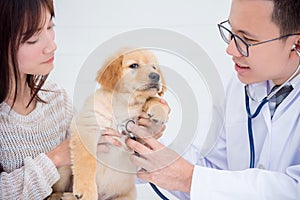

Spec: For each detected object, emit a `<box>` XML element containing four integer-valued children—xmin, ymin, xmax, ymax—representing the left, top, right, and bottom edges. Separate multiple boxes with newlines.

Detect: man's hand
<box><xmin>126</xmin><ymin>123</ymin><xmax>194</xmax><ymax>193</ymax></box>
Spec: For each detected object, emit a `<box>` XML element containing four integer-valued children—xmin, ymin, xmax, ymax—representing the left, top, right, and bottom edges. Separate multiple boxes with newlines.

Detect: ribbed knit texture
<box><xmin>0</xmin><ymin>81</ymin><xmax>73</xmax><ymax>199</ymax></box>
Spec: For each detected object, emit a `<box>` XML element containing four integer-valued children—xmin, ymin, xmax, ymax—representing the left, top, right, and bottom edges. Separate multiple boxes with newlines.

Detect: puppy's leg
<box><xmin>143</xmin><ymin>97</ymin><xmax>170</xmax><ymax>124</ymax></box>
<box><xmin>46</xmin><ymin>192</ymin><xmax>78</xmax><ymax>200</ymax></box>
<box><xmin>46</xmin><ymin>166</ymin><xmax>72</xmax><ymax>200</ymax></box>
<box><xmin>70</xmin><ymin>123</ymin><xmax>99</xmax><ymax>200</ymax></box>
<box><xmin>52</xmin><ymin>166</ymin><xmax>72</xmax><ymax>192</ymax></box>
<box><xmin>113</xmin><ymin>187</ymin><xmax>136</xmax><ymax>200</ymax></box>
<box><xmin>45</xmin><ymin>192</ymin><xmax>63</xmax><ymax>200</ymax></box>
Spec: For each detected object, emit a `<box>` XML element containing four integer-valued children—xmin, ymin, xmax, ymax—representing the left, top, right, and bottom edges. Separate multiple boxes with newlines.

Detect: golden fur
<box><xmin>70</xmin><ymin>49</ymin><xmax>169</xmax><ymax>200</ymax></box>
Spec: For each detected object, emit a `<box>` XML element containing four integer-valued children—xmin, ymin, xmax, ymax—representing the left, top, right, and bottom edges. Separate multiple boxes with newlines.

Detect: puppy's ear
<box><xmin>158</xmin><ymin>68</ymin><xmax>166</xmax><ymax>96</ymax></box>
<box><xmin>96</xmin><ymin>55</ymin><xmax>123</xmax><ymax>91</ymax></box>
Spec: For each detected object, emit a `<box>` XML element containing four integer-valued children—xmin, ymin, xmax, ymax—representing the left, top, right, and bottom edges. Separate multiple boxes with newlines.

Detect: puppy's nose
<box><xmin>149</xmin><ymin>72</ymin><xmax>160</xmax><ymax>82</ymax></box>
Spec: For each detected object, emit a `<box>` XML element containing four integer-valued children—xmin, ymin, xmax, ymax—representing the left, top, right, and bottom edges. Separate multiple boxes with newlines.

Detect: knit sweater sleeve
<box><xmin>0</xmin><ymin>153</ymin><xmax>59</xmax><ymax>199</ymax></box>
<box><xmin>0</xmin><ymin>81</ymin><xmax>74</xmax><ymax>199</ymax></box>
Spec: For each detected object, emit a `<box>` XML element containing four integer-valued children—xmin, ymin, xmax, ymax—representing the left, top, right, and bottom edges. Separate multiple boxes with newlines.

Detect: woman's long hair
<box><xmin>0</xmin><ymin>0</ymin><xmax>54</xmax><ymax>107</ymax></box>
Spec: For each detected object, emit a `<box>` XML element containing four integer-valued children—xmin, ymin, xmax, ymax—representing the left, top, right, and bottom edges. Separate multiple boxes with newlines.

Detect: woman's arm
<box><xmin>0</xmin><ymin>153</ymin><xmax>59</xmax><ymax>199</ymax></box>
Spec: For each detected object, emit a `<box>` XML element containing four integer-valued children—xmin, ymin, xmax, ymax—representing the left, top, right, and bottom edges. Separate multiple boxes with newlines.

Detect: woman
<box><xmin>0</xmin><ymin>0</ymin><xmax>73</xmax><ymax>199</ymax></box>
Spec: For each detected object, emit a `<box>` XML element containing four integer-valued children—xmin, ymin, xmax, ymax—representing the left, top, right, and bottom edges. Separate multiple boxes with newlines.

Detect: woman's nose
<box><xmin>43</xmin><ymin>40</ymin><xmax>57</xmax><ymax>54</ymax></box>
<box><xmin>43</xmin><ymin>33</ymin><xmax>57</xmax><ymax>54</ymax></box>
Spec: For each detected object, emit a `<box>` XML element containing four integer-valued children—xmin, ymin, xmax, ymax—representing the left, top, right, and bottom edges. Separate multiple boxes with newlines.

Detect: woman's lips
<box><xmin>43</xmin><ymin>56</ymin><xmax>54</xmax><ymax>64</ymax></box>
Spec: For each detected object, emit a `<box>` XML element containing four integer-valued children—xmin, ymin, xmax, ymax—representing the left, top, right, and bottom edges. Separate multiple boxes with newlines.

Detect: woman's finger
<box><xmin>97</xmin><ymin>143</ymin><xmax>110</xmax><ymax>153</ymax></box>
<box><xmin>102</xmin><ymin>128</ymin><xmax>121</xmax><ymax>137</ymax></box>
<box><xmin>101</xmin><ymin>135</ymin><xmax>122</xmax><ymax>147</ymax></box>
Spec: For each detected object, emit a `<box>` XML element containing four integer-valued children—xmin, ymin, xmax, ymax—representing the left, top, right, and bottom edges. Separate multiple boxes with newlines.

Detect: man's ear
<box><xmin>293</xmin><ymin>35</ymin><xmax>300</xmax><ymax>52</ymax></box>
<box><xmin>96</xmin><ymin>55</ymin><xmax>123</xmax><ymax>91</ymax></box>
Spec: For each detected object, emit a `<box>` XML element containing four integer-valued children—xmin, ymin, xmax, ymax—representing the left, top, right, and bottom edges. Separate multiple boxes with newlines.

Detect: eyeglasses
<box><xmin>217</xmin><ymin>20</ymin><xmax>300</xmax><ymax>57</ymax></box>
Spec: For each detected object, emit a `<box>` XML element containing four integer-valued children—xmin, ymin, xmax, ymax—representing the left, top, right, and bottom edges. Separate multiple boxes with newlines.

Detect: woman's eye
<box><xmin>26</xmin><ymin>39</ymin><xmax>38</xmax><ymax>44</ymax></box>
<box><xmin>129</xmin><ymin>63</ymin><xmax>139</xmax><ymax>68</ymax></box>
<box><xmin>47</xmin><ymin>23</ymin><xmax>55</xmax><ymax>30</ymax></box>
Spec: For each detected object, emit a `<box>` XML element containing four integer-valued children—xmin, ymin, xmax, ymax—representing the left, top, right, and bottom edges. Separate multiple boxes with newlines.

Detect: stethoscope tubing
<box><xmin>245</xmin><ymin>87</ymin><xmax>269</xmax><ymax>168</ymax></box>
<box><xmin>244</xmin><ymin>54</ymin><xmax>299</xmax><ymax>168</ymax></box>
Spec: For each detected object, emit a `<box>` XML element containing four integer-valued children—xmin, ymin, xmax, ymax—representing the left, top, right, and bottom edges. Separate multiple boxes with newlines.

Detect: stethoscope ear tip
<box><xmin>292</xmin><ymin>44</ymin><xmax>300</xmax><ymax>56</ymax></box>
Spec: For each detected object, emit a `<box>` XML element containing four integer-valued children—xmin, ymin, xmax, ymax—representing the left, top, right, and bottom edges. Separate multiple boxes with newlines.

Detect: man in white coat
<box><xmin>126</xmin><ymin>0</ymin><xmax>300</xmax><ymax>199</ymax></box>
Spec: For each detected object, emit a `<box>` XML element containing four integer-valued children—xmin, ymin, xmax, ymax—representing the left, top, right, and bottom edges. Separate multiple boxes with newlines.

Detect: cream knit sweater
<box><xmin>0</xmin><ymin>81</ymin><xmax>73</xmax><ymax>199</ymax></box>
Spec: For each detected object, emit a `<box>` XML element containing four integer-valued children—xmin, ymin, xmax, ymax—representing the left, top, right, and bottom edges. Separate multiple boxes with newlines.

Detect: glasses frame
<box><xmin>217</xmin><ymin>20</ymin><xmax>300</xmax><ymax>57</ymax></box>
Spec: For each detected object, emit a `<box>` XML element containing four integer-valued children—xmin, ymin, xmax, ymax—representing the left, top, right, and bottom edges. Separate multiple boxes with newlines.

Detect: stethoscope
<box><xmin>118</xmin><ymin>120</ymin><xmax>170</xmax><ymax>200</ymax></box>
<box><xmin>245</xmin><ymin>46</ymin><xmax>300</xmax><ymax>168</ymax></box>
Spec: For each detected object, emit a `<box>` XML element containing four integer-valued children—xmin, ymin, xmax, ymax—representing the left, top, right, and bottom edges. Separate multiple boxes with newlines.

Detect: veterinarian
<box><xmin>0</xmin><ymin>0</ymin><xmax>73</xmax><ymax>199</ymax></box>
<box><xmin>124</xmin><ymin>0</ymin><xmax>300</xmax><ymax>199</ymax></box>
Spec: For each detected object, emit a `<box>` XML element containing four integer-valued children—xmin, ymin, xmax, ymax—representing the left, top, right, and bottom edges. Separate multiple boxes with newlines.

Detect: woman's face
<box><xmin>17</xmin><ymin>10</ymin><xmax>56</xmax><ymax>76</ymax></box>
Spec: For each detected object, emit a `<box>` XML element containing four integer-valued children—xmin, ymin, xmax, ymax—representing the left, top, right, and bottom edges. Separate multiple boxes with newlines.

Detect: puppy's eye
<box><xmin>129</xmin><ymin>63</ymin><xmax>139</xmax><ymax>69</ymax></box>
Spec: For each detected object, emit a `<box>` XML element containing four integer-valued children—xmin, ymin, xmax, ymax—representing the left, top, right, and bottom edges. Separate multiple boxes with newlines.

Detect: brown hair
<box><xmin>0</xmin><ymin>0</ymin><xmax>54</xmax><ymax>107</ymax></box>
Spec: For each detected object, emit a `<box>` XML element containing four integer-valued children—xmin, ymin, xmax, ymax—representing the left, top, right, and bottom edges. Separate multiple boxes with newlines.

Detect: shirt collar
<box><xmin>267</xmin><ymin>66</ymin><xmax>300</xmax><ymax>93</ymax></box>
<box><xmin>248</xmin><ymin>66</ymin><xmax>300</xmax><ymax>100</ymax></box>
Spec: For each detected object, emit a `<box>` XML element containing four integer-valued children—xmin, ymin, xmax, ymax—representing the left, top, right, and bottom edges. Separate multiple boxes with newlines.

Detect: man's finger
<box><xmin>126</xmin><ymin>138</ymin><xmax>153</xmax><ymax>155</ymax></box>
<box><xmin>136</xmin><ymin>168</ymin><xmax>153</xmax><ymax>181</ymax></box>
<box><xmin>127</xmin><ymin>123</ymin><xmax>164</xmax><ymax>150</ymax></box>
<box><xmin>127</xmin><ymin>123</ymin><xmax>151</xmax><ymax>138</ymax></box>
<box><xmin>130</xmin><ymin>155</ymin><xmax>152</xmax><ymax>172</ymax></box>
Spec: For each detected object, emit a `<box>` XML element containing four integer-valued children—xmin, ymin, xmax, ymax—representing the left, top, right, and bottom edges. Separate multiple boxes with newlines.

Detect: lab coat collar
<box><xmin>290</xmin><ymin>71</ymin><xmax>300</xmax><ymax>88</ymax></box>
<box><xmin>246</xmin><ymin>82</ymin><xmax>268</xmax><ymax>102</ymax></box>
<box><xmin>248</xmin><ymin>67</ymin><xmax>300</xmax><ymax>98</ymax></box>
<box><xmin>267</xmin><ymin>71</ymin><xmax>300</xmax><ymax>92</ymax></box>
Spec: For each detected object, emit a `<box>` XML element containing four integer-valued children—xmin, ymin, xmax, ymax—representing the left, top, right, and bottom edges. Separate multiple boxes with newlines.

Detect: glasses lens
<box><xmin>218</xmin><ymin>25</ymin><xmax>231</xmax><ymax>44</ymax></box>
<box><xmin>234</xmin><ymin>36</ymin><xmax>248</xmax><ymax>57</ymax></box>
<box><xmin>218</xmin><ymin>22</ymin><xmax>249</xmax><ymax>57</ymax></box>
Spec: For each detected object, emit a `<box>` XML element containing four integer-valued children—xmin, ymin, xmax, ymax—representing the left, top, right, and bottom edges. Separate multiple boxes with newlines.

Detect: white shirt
<box><xmin>174</xmin><ymin>74</ymin><xmax>300</xmax><ymax>200</ymax></box>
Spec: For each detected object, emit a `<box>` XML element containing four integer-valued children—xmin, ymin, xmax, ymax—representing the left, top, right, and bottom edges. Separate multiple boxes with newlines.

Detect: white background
<box><xmin>51</xmin><ymin>1</ymin><xmax>233</xmax><ymax>199</ymax></box>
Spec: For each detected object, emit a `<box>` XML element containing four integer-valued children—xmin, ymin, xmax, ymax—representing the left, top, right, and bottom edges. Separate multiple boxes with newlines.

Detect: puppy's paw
<box><xmin>145</xmin><ymin>101</ymin><xmax>169</xmax><ymax>124</ymax></box>
<box><xmin>71</xmin><ymin>193</ymin><xmax>83</xmax><ymax>200</ymax></box>
<box><xmin>60</xmin><ymin>192</ymin><xmax>79</xmax><ymax>200</ymax></box>
<box><xmin>73</xmin><ymin>182</ymin><xmax>98</xmax><ymax>200</ymax></box>
<box><xmin>45</xmin><ymin>192</ymin><xmax>63</xmax><ymax>200</ymax></box>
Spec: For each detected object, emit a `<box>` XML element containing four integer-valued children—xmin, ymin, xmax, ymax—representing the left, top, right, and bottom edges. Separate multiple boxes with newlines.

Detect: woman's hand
<box><xmin>97</xmin><ymin>128</ymin><xmax>122</xmax><ymax>153</ymax></box>
<box><xmin>126</xmin><ymin>123</ymin><xmax>194</xmax><ymax>193</ymax></box>
<box><xmin>46</xmin><ymin>139</ymin><xmax>71</xmax><ymax>168</ymax></box>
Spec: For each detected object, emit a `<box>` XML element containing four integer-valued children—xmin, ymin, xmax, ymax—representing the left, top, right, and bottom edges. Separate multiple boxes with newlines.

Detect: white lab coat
<box><xmin>174</xmin><ymin>74</ymin><xmax>300</xmax><ymax>200</ymax></box>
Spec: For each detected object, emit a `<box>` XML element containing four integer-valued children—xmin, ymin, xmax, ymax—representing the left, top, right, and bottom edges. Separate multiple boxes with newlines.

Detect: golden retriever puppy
<box><xmin>45</xmin><ymin>166</ymin><xmax>73</xmax><ymax>200</ymax></box>
<box><xmin>70</xmin><ymin>49</ymin><xmax>169</xmax><ymax>200</ymax></box>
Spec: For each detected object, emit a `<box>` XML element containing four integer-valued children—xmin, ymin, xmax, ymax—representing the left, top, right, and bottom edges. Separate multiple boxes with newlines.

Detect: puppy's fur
<box><xmin>70</xmin><ymin>49</ymin><xmax>169</xmax><ymax>200</ymax></box>
<box><xmin>45</xmin><ymin>166</ymin><xmax>73</xmax><ymax>200</ymax></box>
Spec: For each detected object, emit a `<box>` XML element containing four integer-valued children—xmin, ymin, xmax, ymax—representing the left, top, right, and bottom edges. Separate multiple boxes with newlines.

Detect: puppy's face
<box><xmin>97</xmin><ymin>49</ymin><xmax>165</xmax><ymax>97</ymax></box>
